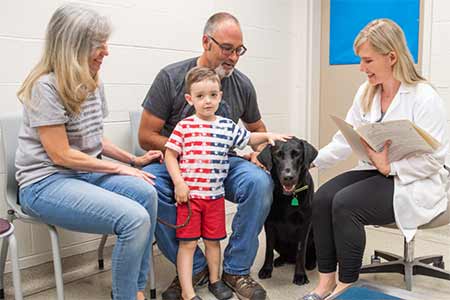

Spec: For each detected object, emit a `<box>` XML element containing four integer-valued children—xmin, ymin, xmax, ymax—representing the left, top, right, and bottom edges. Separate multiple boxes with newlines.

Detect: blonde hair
<box><xmin>353</xmin><ymin>19</ymin><xmax>425</xmax><ymax>113</ymax></box>
<box><xmin>185</xmin><ymin>66</ymin><xmax>221</xmax><ymax>94</ymax></box>
<box><xmin>17</xmin><ymin>3</ymin><xmax>111</xmax><ymax>114</ymax></box>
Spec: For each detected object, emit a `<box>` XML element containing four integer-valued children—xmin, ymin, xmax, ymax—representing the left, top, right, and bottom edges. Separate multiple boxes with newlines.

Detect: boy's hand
<box><xmin>174</xmin><ymin>181</ymin><xmax>190</xmax><ymax>204</ymax></box>
<box><xmin>267</xmin><ymin>133</ymin><xmax>292</xmax><ymax>146</ymax></box>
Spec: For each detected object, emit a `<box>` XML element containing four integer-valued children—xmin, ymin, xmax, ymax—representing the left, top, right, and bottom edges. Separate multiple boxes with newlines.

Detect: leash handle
<box><xmin>157</xmin><ymin>200</ymin><xmax>192</xmax><ymax>229</ymax></box>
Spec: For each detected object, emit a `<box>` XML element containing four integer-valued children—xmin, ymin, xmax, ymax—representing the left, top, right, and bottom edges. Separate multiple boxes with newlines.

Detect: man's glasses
<box><xmin>208</xmin><ymin>35</ymin><xmax>247</xmax><ymax>56</ymax></box>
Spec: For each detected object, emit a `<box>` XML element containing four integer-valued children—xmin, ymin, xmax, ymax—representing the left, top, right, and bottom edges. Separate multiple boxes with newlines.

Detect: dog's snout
<box><xmin>283</xmin><ymin>174</ymin><xmax>294</xmax><ymax>182</ymax></box>
<box><xmin>282</xmin><ymin>168</ymin><xmax>295</xmax><ymax>182</ymax></box>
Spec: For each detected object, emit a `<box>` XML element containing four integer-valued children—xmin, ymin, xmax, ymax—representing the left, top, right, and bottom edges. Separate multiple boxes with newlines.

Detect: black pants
<box><xmin>312</xmin><ymin>170</ymin><xmax>395</xmax><ymax>283</ymax></box>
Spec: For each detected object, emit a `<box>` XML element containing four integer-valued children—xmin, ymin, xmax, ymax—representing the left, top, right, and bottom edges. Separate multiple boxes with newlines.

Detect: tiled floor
<box><xmin>3</xmin><ymin>225</ymin><xmax>450</xmax><ymax>300</ymax></box>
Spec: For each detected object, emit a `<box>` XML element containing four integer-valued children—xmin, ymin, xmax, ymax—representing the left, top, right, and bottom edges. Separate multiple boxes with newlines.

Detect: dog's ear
<box><xmin>301</xmin><ymin>140</ymin><xmax>318</xmax><ymax>166</ymax></box>
<box><xmin>257</xmin><ymin>144</ymin><xmax>273</xmax><ymax>171</ymax></box>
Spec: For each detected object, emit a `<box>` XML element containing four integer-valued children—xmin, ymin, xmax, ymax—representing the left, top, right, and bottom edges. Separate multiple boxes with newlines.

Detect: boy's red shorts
<box><xmin>176</xmin><ymin>197</ymin><xmax>226</xmax><ymax>241</ymax></box>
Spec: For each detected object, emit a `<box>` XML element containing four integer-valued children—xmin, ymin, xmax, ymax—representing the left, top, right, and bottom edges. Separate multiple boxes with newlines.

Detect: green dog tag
<box><xmin>291</xmin><ymin>197</ymin><xmax>299</xmax><ymax>206</ymax></box>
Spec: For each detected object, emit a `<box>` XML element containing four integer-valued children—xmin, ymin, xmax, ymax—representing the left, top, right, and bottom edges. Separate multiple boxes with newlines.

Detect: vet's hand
<box><xmin>117</xmin><ymin>164</ymin><xmax>156</xmax><ymax>185</ymax></box>
<box><xmin>135</xmin><ymin>150</ymin><xmax>164</xmax><ymax>167</ymax></box>
<box><xmin>243</xmin><ymin>151</ymin><xmax>267</xmax><ymax>171</ymax></box>
<box><xmin>174</xmin><ymin>182</ymin><xmax>190</xmax><ymax>205</ymax></box>
<box><xmin>361</xmin><ymin>138</ymin><xmax>391</xmax><ymax>176</ymax></box>
<box><xmin>267</xmin><ymin>133</ymin><xmax>292</xmax><ymax>146</ymax></box>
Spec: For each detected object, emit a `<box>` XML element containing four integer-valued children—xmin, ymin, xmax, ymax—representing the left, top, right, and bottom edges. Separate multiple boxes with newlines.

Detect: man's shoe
<box><xmin>208</xmin><ymin>280</ymin><xmax>233</xmax><ymax>300</ymax></box>
<box><xmin>222</xmin><ymin>272</ymin><xmax>266</xmax><ymax>300</ymax></box>
<box><xmin>161</xmin><ymin>267</ymin><xmax>209</xmax><ymax>300</ymax></box>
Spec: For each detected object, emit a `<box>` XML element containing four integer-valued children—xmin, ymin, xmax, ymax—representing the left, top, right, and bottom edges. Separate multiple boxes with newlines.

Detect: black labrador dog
<box><xmin>257</xmin><ymin>137</ymin><xmax>318</xmax><ymax>285</ymax></box>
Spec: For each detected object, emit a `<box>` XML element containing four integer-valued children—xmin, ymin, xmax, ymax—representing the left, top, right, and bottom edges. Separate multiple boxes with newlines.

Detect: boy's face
<box><xmin>185</xmin><ymin>80</ymin><xmax>222</xmax><ymax>121</ymax></box>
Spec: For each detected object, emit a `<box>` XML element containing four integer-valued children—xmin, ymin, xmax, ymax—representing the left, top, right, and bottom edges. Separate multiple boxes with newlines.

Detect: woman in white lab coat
<box><xmin>301</xmin><ymin>19</ymin><xmax>449</xmax><ymax>300</ymax></box>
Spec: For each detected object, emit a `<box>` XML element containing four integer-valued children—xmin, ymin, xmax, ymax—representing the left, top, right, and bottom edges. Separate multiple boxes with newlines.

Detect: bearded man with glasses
<box><xmin>139</xmin><ymin>12</ymin><xmax>271</xmax><ymax>300</ymax></box>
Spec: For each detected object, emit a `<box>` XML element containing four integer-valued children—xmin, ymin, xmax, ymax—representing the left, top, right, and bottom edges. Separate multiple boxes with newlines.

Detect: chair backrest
<box><xmin>0</xmin><ymin>112</ymin><xmax>24</xmax><ymax>213</ymax></box>
<box><xmin>129</xmin><ymin>110</ymin><xmax>146</xmax><ymax>156</ymax></box>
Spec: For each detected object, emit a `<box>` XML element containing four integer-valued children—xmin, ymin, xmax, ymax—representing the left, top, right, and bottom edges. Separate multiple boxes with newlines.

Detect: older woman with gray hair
<box><xmin>15</xmin><ymin>3</ymin><xmax>161</xmax><ymax>300</ymax></box>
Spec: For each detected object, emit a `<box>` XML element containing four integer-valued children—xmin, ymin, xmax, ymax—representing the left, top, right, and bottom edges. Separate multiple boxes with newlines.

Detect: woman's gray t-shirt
<box><xmin>15</xmin><ymin>73</ymin><xmax>108</xmax><ymax>187</ymax></box>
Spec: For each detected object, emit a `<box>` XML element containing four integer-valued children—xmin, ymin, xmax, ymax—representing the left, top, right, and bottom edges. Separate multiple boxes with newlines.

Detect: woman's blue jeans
<box><xmin>19</xmin><ymin>172</ymin><xmax>158</xmax><ymax>300</ymax></box>
<box><xmin>143</xmin><ymin>156</ymin><xmax>273</xmax><ymax>275</ymax></box>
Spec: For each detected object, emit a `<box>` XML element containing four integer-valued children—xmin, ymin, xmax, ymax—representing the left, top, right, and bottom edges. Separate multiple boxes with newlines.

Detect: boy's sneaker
<box><xmin>222</xmin><ymin>272</ymin><xmax>266</xmax><ymax>300</ymax></box>
<box><xmin>208</xmin><ymin>280</ymin><xmax>233</xmax><ymax>300</ymax></box>
<box><xmin>161</xmin><ymin>267</ymin><xmax>209</xmax><ymax>300</ymax></box>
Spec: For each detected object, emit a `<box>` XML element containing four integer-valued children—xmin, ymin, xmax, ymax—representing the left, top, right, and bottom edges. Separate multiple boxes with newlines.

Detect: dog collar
<box><xmin>291</xmin><ymin>185</ymin><xmax>309</xmax><ymax>206</ymax></box>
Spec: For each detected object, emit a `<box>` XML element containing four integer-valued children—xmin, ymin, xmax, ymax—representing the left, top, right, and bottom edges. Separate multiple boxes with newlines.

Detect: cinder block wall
<box><xmin>0</xmin><ymin>0</ymin><xmax>313</xmax><ymax>269</ymax></box>
<box><xmin>427</xmin><ymin>0</ymin><xmax>450</xmax><ymax>143</ymax></box>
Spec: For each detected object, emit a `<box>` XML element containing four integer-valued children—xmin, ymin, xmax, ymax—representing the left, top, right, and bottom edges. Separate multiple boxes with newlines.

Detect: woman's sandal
<box><xmin>300</xmin><ymin>292</ymin><xmax>331</xmax><ymax>300</ymax></box>
<box><xmin>300</xmin><ymin>284</ymin><xmax>337</xmax><ymax>300</ymax></box>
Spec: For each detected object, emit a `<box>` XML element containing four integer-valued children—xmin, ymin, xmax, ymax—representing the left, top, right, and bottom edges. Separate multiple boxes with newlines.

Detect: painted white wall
<box><xmin>0</xmin><ymin>0</ymin><xmax>315</xmax><ymax>269</ymax></box>
<box><xmin>423</xmin><ymin>0</ymin><xmax>450</xmax><ymax>164</ymax></box>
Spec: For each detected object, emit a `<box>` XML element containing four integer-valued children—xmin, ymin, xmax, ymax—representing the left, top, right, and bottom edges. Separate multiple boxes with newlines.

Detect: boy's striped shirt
<box><xmin>166</xmin><ymin>115</ymin><xmax>250</xmax><ymax>200</ymax></box>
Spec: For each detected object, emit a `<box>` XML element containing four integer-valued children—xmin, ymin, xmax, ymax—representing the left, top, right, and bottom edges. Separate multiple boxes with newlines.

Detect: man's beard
<box><xmin>215</xmin><ymin>64</ymin><xmax>234</xmax><ymax>78</ymax></box>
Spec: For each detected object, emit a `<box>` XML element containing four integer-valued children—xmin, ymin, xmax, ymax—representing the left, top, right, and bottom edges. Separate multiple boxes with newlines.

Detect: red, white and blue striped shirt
<box><xmin>165</xmin><ymin>115</ymin><xmax>250</xmax><ymax>200</ymax></box>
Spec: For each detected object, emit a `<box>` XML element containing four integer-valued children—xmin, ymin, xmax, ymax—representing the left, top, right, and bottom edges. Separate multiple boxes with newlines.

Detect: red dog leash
<box><xmin>157</xmin><ymin>200</ymin><xmax>192</xmax><ymax>229</ymax></box>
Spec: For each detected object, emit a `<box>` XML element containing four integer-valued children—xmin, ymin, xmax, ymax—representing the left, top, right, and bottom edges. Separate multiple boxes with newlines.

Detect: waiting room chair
<box><xmin>0</xmin><ymin>112</ymin><xmax>108</xmax><ymax>300</ymax></box>
<box><xmin>0</xmin><ymin>219</ymin><xmax>22</xmax><ymax>300</ymax></box>
<box><xmin>361</xmin><ymin>201</ymin><xmax>450</xmax><ymax>291</ymax></box>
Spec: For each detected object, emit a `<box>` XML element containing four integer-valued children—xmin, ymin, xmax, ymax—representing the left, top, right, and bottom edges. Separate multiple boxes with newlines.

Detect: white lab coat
<box><xmin>314</xmin><ymin>81</ymin><xmax>449</xmax><ymax>242</ymax></box>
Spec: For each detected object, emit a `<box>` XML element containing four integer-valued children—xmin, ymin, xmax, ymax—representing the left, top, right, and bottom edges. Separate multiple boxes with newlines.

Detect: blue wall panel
<box><xmin>330</xmin><ymin>0</ymin><xmax>420</xmax><ymax>65</ymax></box>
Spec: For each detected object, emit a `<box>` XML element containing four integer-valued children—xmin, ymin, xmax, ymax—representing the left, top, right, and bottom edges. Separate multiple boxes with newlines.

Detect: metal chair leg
<box><xmin>0</xmin><ymin>234</ymin><xmax>9</xmax><ymax>300</ymax></box>
<box><xmin>47</xmin><ymin>225</ymin><xmax>64</xmax><ymax>300</ymax></box>
<box><xmin>8</xmin><ymin>232</ymin><xmax>23</xmax><ymax>300</ymax></box>
<box><xmin>98</xmin><ymin>234</ymin><xmax>108</xmax><ymax>270</ymax></box>
<box><xmin>149</xmin><ymin>245</ymin><xmax>156</xmax><ymax>299</ymax></box>
<box><xmin>0</xmin><ymin>213</ymin><xmax>15</xmax><ymax>299</ymax></box>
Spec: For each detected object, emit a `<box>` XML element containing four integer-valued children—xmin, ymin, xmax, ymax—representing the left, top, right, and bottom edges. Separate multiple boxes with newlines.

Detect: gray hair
<box><xmin>46</xmin><ymin>3</ymin><xmax>112</xmax><ymax>58</ymax></box>
<box><xmin>18</xmin><ymin>3</ymin><xmax>112</xmax><ymax>114</ymax></box>
<box><xmin>203</xmin><ymin>12</ymin><xmax>240</xmax><ymax>35</ymax></box>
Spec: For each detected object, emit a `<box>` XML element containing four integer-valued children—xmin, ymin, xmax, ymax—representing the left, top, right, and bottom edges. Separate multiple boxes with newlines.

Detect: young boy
<box><xmin>165</xmin><ymin>66</ymin><xmax>290</xmax><ymax>300</ymax></box>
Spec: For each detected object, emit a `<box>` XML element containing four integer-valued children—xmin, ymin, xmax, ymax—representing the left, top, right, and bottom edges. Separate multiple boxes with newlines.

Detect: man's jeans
<box><xmin>19</xmin><ymin>172</ymin><xmax>158</xmax><ymax>300</ymax></box>
<box><xmin>143</xmin><ymin>156</ymin><xmax>273</xmax><ymax>275</ymax></box>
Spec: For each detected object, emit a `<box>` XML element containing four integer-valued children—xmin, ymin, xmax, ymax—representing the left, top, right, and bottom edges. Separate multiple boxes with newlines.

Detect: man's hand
<box><xmin>135</xmin><ymin>150</ymin><xmax>164</xmax><ymax>167</ymax></box>
<box><xmin>243</xmin><ymin>151</ymin><xmax>267</xmax><ymax>170</ymax></box>
<box><xmin>361</xmin><ymin>138</ymin><xmax>391</xmax><ymax>176</ymax></box>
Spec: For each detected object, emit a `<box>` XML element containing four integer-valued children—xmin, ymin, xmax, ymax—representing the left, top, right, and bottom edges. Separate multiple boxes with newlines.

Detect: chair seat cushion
<box><xmin>0</xmin><ymin>219</ymin><xmax>11</xmax><ymax>234</ymax></box>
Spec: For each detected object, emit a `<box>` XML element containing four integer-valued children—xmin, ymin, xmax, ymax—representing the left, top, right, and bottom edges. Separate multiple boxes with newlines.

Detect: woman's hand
<box><xmin>174</xmin><ymin>182</ymin><xmax>190</xmax><ymax>205</ymax></box>
<box><xmin>135</xmin><ymin>150</ymin><xmax>164</xmax><ymax>167</ymax></box>
<box><xmin>117</xmin><ymin>164</ymin><xmax>156</xmax><ymax>185</ymax></box>
<box><xmin>361</xmin><ymin>138</ymin><xmax>391</xmax><ymax>176</ymax></box>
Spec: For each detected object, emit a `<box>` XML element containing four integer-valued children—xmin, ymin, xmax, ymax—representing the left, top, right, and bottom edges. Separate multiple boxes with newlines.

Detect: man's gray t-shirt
<box><xmin>142</xmin><ymin>57</ymin><xmax>261</xmax><ymax>137</ymax></box>
<box><xmin>16</xmin><ymin>73</ymin><xmax>108</xmax><ymax>187</ymax></box>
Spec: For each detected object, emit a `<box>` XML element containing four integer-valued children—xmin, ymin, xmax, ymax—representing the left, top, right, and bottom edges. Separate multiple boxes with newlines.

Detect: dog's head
<box><xmin>257</xmin><ymin>137</ymin><xmax>317</xmax><ymax>195</ymax></box>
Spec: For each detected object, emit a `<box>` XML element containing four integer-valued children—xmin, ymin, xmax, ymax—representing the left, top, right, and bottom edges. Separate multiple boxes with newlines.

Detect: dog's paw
<box><xmin>293</xmin><ymin>274</ymin><xmax>309</xmax><ymax>286</ymax></box>
<box><xmin>258</xmin><ymin>268</ymin><xmax>273</xmax><ymax>279</ymax></box>
<box><xmin>273</xmin><ymin>257</ymin><xmax>286</xmax><ymax>267</ymax></box>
